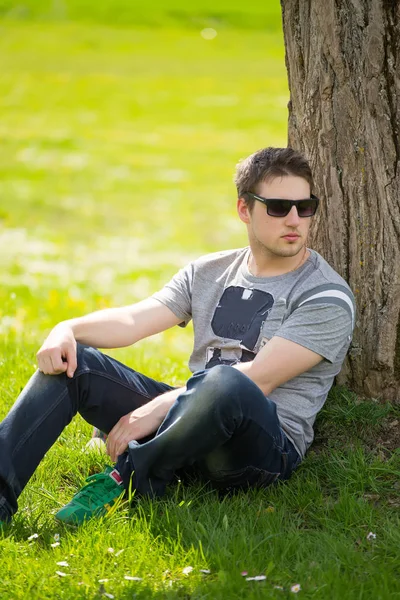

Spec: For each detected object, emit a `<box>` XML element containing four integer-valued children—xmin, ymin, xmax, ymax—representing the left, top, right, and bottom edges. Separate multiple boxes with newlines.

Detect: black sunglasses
<box><xmin>245</xmin><ymin>192</ymin><xmax>320</xmax><ymax>218</ymax></box>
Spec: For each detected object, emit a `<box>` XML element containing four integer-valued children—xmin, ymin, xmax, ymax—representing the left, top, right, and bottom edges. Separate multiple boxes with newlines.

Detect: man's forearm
<box><xmin>140</xmin><ymin>386</ymin><xmax>186</xmax><ymax>423</ymax></box>
<box><xmin>233</xmin><ymin>361</ymin><xmax>272</xmax><ymax>396</ymax></box>
<box><xmin>58</xmin><ymin>298</ymin><xmax>181</xmax><ymax>350</ymax></box>
<box><xmin>63</xmin><ymin>307</ymin><xmax>138</xmax><ymax>349</ymax></box>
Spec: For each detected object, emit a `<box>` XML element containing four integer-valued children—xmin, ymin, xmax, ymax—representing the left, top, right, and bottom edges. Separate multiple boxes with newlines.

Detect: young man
<box><xmin>0</xmin><ymin>147</ymin><xmax>355</xmax><ymax>526</ymax></box>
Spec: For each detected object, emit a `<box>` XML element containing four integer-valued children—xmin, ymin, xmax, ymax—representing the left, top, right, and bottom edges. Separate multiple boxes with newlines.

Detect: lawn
<box><xmin>0</xmin><ymin>2</ymin><xmax>399</xmax><ymax>598</ymax></box>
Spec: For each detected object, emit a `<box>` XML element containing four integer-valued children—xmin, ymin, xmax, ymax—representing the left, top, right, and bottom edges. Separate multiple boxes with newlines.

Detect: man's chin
<box><xmin>272</xmin><ymin>243</ymin><xmax>304</xmax><ymax>258</ymax></box>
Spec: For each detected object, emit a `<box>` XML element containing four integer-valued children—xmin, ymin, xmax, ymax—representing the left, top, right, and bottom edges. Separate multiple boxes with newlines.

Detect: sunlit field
<box><xmin>0</xmin><ymin>2</ymin><xmax>399</xmax><ymax>598</ymax></box>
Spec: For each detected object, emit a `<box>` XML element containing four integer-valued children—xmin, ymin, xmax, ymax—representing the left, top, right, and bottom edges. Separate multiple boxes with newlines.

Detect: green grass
<box><xmin>1</xmin><ymin>2</ymin><xmax>400</xmax><ymax>598</ymax></box>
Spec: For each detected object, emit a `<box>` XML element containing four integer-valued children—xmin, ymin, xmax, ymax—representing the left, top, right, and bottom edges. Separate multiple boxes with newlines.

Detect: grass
<box><xmin>0</xmin><ymin>1</ymin><xmax>399</xmax><ymax>598</ymax></box>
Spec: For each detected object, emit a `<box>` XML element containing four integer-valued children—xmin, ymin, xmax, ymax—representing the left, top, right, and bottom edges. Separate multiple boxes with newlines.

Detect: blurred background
<box><xmin>0</xmin><ymin>0</ymin><xmax>288</xmax><ymax>384</ymax></box>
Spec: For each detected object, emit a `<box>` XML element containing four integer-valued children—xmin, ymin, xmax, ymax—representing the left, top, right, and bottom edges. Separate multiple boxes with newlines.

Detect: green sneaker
<box><xmin>55</xmin><ymin>466</ymin><xmax>125</xmax><ymax>525</ymax></box>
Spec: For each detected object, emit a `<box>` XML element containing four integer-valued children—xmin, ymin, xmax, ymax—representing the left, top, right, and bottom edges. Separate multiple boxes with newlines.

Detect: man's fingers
<box><xmin>107</xmin><ymin>414</ymin><xmax>136</xmax><ymax>461</ymax></box>
<box><xmin>115</xmin><ymin>440</ymin><xmax>128</xmax><ymax>461</ymax></box>
<box><xmin>65</xmin><ymin>346</ymin><xmax>77</xmax><ymax>378</ymax></box>
<box><xmin>107</xmin><ymin>429</ymin><xmax>128</xmax><ymax>462</ymax></box>
<box><xmin>50</xmin><ymin>353</ymin><xmax>67</xmax><ymax>374</ymax></box>
<box><xmin>106</xmin><ymin>424</ymin><xmax>120</xmax><ymax>461</ymax></box>
<box><xmin>38</xmin><ymin>356</ymin><xmax>53</xmax><ymax>375</ymax></box>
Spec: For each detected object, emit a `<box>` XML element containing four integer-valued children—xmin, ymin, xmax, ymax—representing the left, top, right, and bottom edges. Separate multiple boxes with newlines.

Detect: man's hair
<box><xmin>234</xmin><ymin>147</ymin><xmax>314</xmax><ymax>210</ymax></box>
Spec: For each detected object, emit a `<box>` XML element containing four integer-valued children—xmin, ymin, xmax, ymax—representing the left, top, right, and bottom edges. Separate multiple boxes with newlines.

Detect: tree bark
<box><xmin>281</xmin><ymin>0</ymin><xmax>400</xmax><ymax>400</ymax></box>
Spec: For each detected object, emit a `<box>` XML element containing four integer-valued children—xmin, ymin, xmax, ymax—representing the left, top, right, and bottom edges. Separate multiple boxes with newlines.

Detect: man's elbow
<box><xmin>238</xmin><ymin>362</ymin><xmax>274</xmax><ymax>397</ymax></box>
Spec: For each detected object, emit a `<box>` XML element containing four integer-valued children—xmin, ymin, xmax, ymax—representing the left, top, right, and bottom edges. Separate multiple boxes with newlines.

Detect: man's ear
<box><xmin>237</xmin><ymin>197</ymin><xmax>251</xmax><ymax>224</ymax></box>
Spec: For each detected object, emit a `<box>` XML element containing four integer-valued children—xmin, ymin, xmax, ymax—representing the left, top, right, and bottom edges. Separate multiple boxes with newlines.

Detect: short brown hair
<box><xmin>234</xmin><ymin>147</ymin><xmax>314</xmax><ymax>210</ymax></box>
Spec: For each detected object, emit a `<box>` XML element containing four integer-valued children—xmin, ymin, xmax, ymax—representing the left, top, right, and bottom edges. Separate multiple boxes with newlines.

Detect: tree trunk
<box><xmin>281</xmin><ymin>0</ymin><xmax>400</xmax><ymax>400</ymax></box>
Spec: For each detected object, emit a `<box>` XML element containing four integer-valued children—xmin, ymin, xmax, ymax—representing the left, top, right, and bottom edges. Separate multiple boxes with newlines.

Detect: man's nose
<box><xmin>285</xmin><ymin>205</ymin><xmax>301</xmax><ymax>226</ymax></box>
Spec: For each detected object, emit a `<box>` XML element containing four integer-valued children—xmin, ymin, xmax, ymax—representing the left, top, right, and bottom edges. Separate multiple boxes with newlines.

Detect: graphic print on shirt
<box><xmin>206</xmin><ymin>286</ymin><xmax>274</xmax><ymax>369</ymax></box>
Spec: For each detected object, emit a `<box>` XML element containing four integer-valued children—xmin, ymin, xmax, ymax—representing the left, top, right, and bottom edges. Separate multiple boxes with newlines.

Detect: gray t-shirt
<box><xmin>152</xmin><ymin>247</ymin><xmax>355</xmax><ymax>458</ymax></box>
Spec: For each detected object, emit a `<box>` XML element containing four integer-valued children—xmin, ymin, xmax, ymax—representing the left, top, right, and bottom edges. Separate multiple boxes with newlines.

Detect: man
<box><xmin>0</xmin><ymin>147</ymin><xmax>355</xmax><ymax>527</ymax></box>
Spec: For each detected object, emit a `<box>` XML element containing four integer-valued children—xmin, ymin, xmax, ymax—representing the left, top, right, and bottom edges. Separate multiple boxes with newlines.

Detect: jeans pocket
<box><xmin>209</xmin><ymin>466</ymin><xmax>280</xmax><ymax>491</ymax></box>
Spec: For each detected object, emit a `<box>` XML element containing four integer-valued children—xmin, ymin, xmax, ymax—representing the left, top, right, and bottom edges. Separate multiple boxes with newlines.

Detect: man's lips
<box><xmin>282</xmin><ymin>233</ymin><xmax>300</xmax><ymax>241</ymax></box>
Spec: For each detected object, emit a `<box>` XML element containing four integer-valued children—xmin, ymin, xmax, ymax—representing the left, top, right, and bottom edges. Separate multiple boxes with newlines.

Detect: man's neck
<box><xmin>247</xmin><ymin>246</ymin><xmax>309</xmax><ymax>278</ymax></box>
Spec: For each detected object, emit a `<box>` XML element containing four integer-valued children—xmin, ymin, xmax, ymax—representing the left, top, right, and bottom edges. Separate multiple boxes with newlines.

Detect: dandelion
<box><xmin>27</xmin><ymin>533</ymin><xmax>39</xmax><ymax>541</ymax></box>
<box><xmin>124</xmin><ymin>576</ymin><xmax>142</xmax><ymax>581</ymax></box>
<box><xmin>367</xmin><ymin>532</ymin><xmax>377</xmax><ymax>541</ymax></box>
<box><xmin>182</xmin><ymin>566</ymin><xmax>194</xmax><ymax>575</ymax></box>
<box><xmin>246</xmin><ymin>575</ymin><xmax>267</xmax><ymax>582</ymax></box>
<box><xmin>291</xmin><ymin>583</ymin><xmax>301</xmax><ymax>593</ymax></box>
<box><xmin>56</xmin><ymin>571</ymin><xmax>68</xmax><ymax>577</ymax></box>
<box><xmin>56</xmin><ymin>561</ymin><xmax>69</xmax><ymax>567</ymax></box>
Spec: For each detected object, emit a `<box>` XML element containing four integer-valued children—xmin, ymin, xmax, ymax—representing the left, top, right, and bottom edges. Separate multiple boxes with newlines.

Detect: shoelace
<box><xmin>74</xmin><ymin>473</ymin><xmax>118</xmax><ymax>507</ymax></box>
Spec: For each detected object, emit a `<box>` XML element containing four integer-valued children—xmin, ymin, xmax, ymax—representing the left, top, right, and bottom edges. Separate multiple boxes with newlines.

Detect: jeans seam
<box><xmin>11</xmin><ymin>388</ymin><xmax>69</xmax><ymax>458</ymax></box>
<box><xmin>73</xmin><ymin>368</ymin><xmax>155</xmax><ymax>401</ymax></box>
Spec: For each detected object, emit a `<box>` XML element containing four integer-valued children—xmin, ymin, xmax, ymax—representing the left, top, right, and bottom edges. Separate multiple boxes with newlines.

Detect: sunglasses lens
<box><xmin>297</xmin><ymin>199</ymin><xmax>317</xmax><ymax>217</ymax></box>
<box><xmin>267</xmin><ymin>200</ymin><xmax>291</xmax><ymax>217</ymax></box>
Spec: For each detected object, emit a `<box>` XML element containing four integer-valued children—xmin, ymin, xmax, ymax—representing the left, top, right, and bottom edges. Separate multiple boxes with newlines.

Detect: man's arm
<box><xmin>36</xmin><ymin>298</ymin><xmax>182</xmax><ymax>377</ymax></box>
<box><xmin>66</xmin><ymin>298</ymin><xmax>182</xmax><ymax>348</ymax></box>
<box><xmin>234</xmin><ymin>336</ymin><xmax>323</xmax><ymax>396</ymax></box>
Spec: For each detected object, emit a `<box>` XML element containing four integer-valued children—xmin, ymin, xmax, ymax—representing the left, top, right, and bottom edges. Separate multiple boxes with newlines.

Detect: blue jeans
<box><xmin>0</xmin><ymin>344</ymin><xmax>301</xmax><ymax>521</ymax></box>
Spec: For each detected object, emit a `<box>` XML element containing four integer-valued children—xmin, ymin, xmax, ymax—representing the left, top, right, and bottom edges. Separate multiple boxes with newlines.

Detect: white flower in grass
<box><xmin>54</xmin><ymin>533</ymin><xmax>60</xmax><ymax>541</ymax></box>
<box><xmin>200</xmin><ymin>569</ymin><xmax>211</xmax><ymax>574</ymax></box>
<box><xmin>201</xmin><ymin>28</ymin><xmax>217</xmax><ymax>40</ymax></box>
<box><xmin>98</xmin><ymin>579</ymin><xmax>109</xmax><ymax>583</ymax></box>
<box><xmin>182</xmin><ymin>566</ymin><xmax>194</xmax><ymax>575</ymax></box>
<box><xmin>367</xmin><ymin>532</ymin><xmax>377</xmax><ymax>541</ymax></box>
<box><xmin>56</xmin><ymin>561</ymin><xmax>69</xmax><ymax>567</ymax></box>
<box><xmin>291</xmin><ymin>583</ymin><xmax>301</xmax><ymax>593</ymax></box>
<box><xmin>107</xmin><ymin>547</ymin><xmax>114</xmax><ymax>553</ymax></box>
<box><xmin>56</xmin><ymin>571</ymin><xmax>68</xmax><ymax>577</ymax></box>
<box><xmin>124</xmin><ymin>576</ymin><xmax>142</xmax><ymax>581</ymax></box>
<box><xmin>50</xmin><ymin>542</ymin><xmax>60</xmax><ymax>548</ymax></box>
<box><xmin>27</xmin><ymin>533</ymin><xmax>39</xmax><ymax>541</ymax></box>
<box><xmin>246</xmin><ymin>575</ymin><xmax>267</xmax><ymax>581</ymax></box>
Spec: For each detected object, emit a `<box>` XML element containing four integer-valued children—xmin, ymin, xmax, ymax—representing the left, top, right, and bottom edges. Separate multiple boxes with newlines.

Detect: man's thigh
<box><xmin>72</xmin><ymin>344</ymin><xmax>174</xmax><ymax>434</ymax></box>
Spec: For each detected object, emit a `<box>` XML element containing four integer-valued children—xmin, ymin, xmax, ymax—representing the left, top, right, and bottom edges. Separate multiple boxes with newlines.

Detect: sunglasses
<box><xmin>245</xmin><ymin>192</ymin><xmax>319</xmax><ymax>218</ymax></box>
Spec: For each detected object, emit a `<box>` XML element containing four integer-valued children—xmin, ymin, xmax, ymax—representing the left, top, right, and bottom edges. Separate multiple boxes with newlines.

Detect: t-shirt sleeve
<box><xmin>274</xmin><ymin>296</ymin><xmax>355</xmax><ymax>363</ymax></box>
<box><xmin>152</xmin><ymin>263</ymin><xmax>193</xmax><ymax>327</ymax></box>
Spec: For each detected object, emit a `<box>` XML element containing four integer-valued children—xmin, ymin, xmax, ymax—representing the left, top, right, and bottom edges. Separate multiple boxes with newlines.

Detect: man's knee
<box><xmin>189</xmin><ymin>365</ymin><xmax>248</xmax><ymax>408</ymax></box>
<box><xmin>75</xmin><ymin>343</ymin><xmax>103</xmax><ymax>376</ymax></box>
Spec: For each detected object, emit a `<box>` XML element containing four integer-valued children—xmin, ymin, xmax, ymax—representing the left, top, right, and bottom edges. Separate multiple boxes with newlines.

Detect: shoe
<box><xmin>85</xmin><ymin>428</ymin><xmax>108</xmax><ymax>453</ymax></box>
<box><xmin>55</xmin><ymin>466</ymin><xmax>124</xmax><ymax>525</ymax></box>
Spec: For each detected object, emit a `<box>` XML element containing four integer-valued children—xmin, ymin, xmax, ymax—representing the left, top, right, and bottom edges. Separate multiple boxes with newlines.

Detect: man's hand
<box><xmin>36</xmin><ymin>324</ymin><xmax>77</xmax><ymax>378</ymax></box>
<box><xmin>106</xmin><ymin>386</ymin><xmax>185</xmax><ymax>462</ymax></box>
<box><xmin>106</xmin><ymin>409</ymin><xmax>162</xmax><ymax>462</ymax></box>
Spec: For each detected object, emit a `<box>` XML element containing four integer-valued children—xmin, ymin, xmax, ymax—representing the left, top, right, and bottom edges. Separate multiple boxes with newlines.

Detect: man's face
<box><xmin>238</xmin><ymin>175</ymin><xmax>313</xmax><ymax>258</ymax></box>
